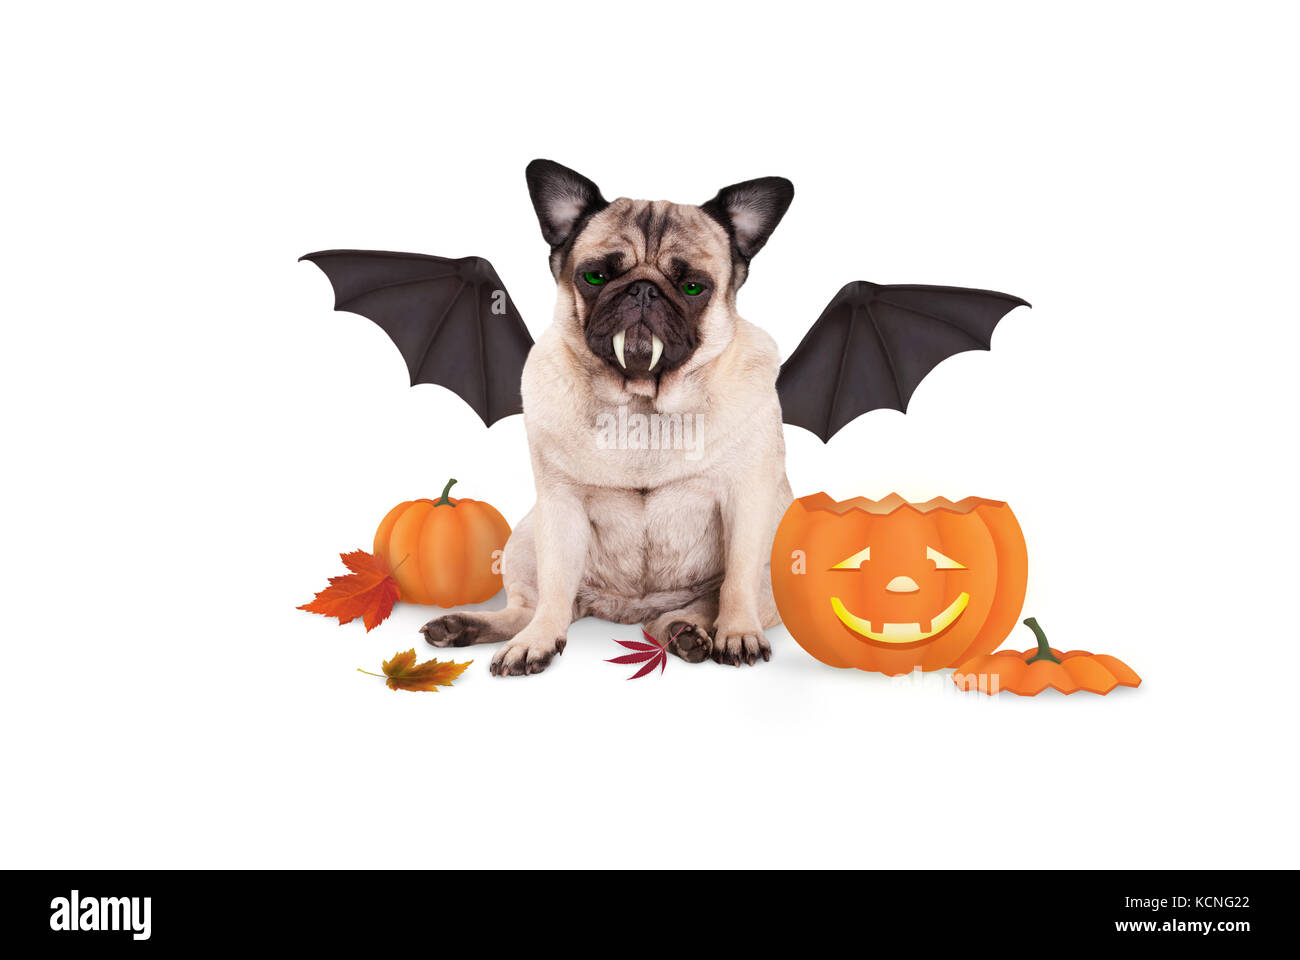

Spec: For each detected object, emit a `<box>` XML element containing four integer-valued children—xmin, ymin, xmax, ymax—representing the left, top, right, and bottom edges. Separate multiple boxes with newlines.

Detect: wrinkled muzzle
<box><xmin>584</xmin><ymin>279</ymin><xmax>697</xmax><ymax>377</ymax></box>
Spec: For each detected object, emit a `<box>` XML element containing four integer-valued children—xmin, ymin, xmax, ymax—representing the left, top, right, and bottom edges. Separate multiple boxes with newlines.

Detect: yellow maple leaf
<box><xmin>359</xmin><ymin>649</ymin><xmax>471</xmax><ymax>692</ymax></box>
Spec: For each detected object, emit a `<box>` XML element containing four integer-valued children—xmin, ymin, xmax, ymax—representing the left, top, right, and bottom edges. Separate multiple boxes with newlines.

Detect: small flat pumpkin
<box><xmin>952</xmin><ymin>617</ymin><xmax>1141</xmax><ymax>696</ymax></box>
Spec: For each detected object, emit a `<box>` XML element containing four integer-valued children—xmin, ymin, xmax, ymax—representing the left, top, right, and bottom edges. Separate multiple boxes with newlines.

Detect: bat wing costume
<box><xmin>776</xmin><ymin>281</ymin><xmax>1029</xmax><ymax>441</ymax></box>
<box><xmin>300</xmin><ymin>250</ymin><xmax>533</xmax><ymax>427</ymax></box>
<box><xmin>302</xmin><ymin>250</ymin><xmax>1027</xmax><ymax>441</ymax></box>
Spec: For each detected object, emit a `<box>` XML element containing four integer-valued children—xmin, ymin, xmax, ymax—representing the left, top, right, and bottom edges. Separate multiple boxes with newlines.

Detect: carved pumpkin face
<box><xmin>771</xmin><ymin>493</ymin><xmax>1028</xmax><ymax>675</ymax></box>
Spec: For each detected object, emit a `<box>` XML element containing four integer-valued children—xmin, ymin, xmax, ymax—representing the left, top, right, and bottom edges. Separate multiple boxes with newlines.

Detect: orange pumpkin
<box><xmin>953</xmin><ymin>617</ymin><xmax>1142</xmax><ymax>695</ymax></box>
<box><xmin>372</xmin><ymin>478</ymin><xmax>511</xmax><ymax>607</ymax></box>
<box><xmin>771</xmin><ymin>493</ymin><xmax>1028</xmax><ymax>675</ymax></box>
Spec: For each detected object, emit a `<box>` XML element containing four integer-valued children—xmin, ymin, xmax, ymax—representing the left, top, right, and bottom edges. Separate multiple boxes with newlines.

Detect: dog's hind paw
<box><xmin>422</xmin><ymin>614</ymin><xmax>494</xmax><ymax>647</ymax></box>
<box><xmin>665</xmin><ymin>621</ymin><xmax>713</xmax><ymax>663</ymax></box>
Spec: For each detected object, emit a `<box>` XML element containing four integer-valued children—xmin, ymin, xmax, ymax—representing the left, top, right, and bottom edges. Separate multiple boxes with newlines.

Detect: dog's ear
<box><xmin>701</xmin><ymin>176</ymin><xmax>794</xmax><ymax>261</ymax></box>
<box><xmin>525</xmin><ymin>159</ymin><xmax>608</xmax><ymax>250</ymax></box>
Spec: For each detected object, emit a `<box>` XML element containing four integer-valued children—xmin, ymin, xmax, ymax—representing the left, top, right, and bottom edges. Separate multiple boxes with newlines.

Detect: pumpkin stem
<box><xmin>433</xmin><ymin>477</ymin><xmax>458</xmax><ymax>507</ymax></box>
<box><xmin>1023</xmin><ymin>617</ymin><xmax>1061</xmax><ymax>664</ymax></box>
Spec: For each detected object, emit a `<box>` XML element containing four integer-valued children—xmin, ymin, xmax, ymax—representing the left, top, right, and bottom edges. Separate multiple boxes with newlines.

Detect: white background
<box><xmin>2</xmin><ymin>1</ymin><xmax>1296</xmax><ymax>868</ymax></box>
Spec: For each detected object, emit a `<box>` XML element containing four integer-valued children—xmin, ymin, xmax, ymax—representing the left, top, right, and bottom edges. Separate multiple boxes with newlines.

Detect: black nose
<box><xmin>625</xmin><ymin>280</ymin><xmax>659</xmax><ymax>308</ymax></box>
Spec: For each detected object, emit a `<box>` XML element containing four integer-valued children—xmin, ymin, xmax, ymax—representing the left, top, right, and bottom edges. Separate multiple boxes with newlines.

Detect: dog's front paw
<box><xmin>711</xmin><ymin>627</ymin><xmax>771</xmax><ymax>666</ymax></box>
<box><xmin>489</xmin><ymin>629</ymin><xmax>567</xmax><ymax>677</ymax></box>
<box><xmin>666</xmin><ymin>621</ymin><xmax>712</xmax><ymax>663</ymax></box>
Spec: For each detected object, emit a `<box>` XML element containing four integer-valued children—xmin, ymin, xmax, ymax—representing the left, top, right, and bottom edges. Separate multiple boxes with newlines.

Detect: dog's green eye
<box><xmin>681</xmin><ymin>281</ymin><xmax>704</xmax><ymax>296</ymax></box>
<box><xmin>583</xmin><ymin>271</ymin><xmax>607</xmax><ymax>286</ymax></box>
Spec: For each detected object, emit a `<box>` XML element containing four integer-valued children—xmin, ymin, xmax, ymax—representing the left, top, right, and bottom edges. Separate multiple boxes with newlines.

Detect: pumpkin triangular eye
<box><xmin>927</xmin><ymin>546</ymin><xmax>966</xmax><ymax>570</ymax></box>
<box><xmin>831</xmin><ymin>545</ymin><xmax>870</xmax><ymax>570</ymax></box>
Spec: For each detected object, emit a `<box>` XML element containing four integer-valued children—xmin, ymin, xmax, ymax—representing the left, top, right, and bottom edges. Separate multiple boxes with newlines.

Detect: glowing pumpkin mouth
<box><xmin>829</xmin><ymin>592</ymin><xmax>971</xmax><ymax>646</ymax></box>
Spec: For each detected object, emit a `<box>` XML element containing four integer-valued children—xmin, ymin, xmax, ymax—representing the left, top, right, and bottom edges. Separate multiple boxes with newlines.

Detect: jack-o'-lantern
<box><xmin>771</xmin><ymin>493</ymin><xmax>1028</xmax><ymax>675</ymax></box>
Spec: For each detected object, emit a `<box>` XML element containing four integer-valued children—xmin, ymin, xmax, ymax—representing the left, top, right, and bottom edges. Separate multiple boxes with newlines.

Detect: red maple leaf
<box><xmin>298</xmin><ymin>549</ymin><xmax>399</xmax><ymax>632</ymax></box>
<box><xmin>606</xmin><ymin>626</ymin><xmax>685</xmax><ymax>679</ymax></box>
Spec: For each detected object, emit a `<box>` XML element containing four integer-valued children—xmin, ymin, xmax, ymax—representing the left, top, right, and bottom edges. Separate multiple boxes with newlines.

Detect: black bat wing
<box><xmin>777</xmin><ymin>281</ymin><xmax>1029</xmax><ymax>442</ymax></box>
<box><xmin>300</xmin><ymin>249</ymin><xmax>533</xmax><ymax>427</ymax></box>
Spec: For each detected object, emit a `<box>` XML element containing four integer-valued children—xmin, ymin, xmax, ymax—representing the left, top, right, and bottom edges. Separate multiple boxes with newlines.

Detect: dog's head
<box><xmin>525</xmin><ymin>159</ymin><xmax>793</xmax><ymax>384</ymax></box>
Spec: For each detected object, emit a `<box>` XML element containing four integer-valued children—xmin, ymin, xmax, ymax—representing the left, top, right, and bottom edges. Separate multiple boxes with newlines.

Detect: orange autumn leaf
<box><xmin>360</xmin><ymin>649</ymin><xmax>472</xmax><ymax>692</ymax></box>
<box><xmin>298</xmin><ymin>549</ymin><xmax>399</xmax><ymax>632</ymax></box>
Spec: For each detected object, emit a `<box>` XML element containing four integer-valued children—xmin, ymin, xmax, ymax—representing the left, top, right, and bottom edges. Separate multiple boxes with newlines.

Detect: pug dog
<box><xmin>421</xmin><ymin>160</ymin><xmax>795</xmax><ymax>676</ymax></box>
